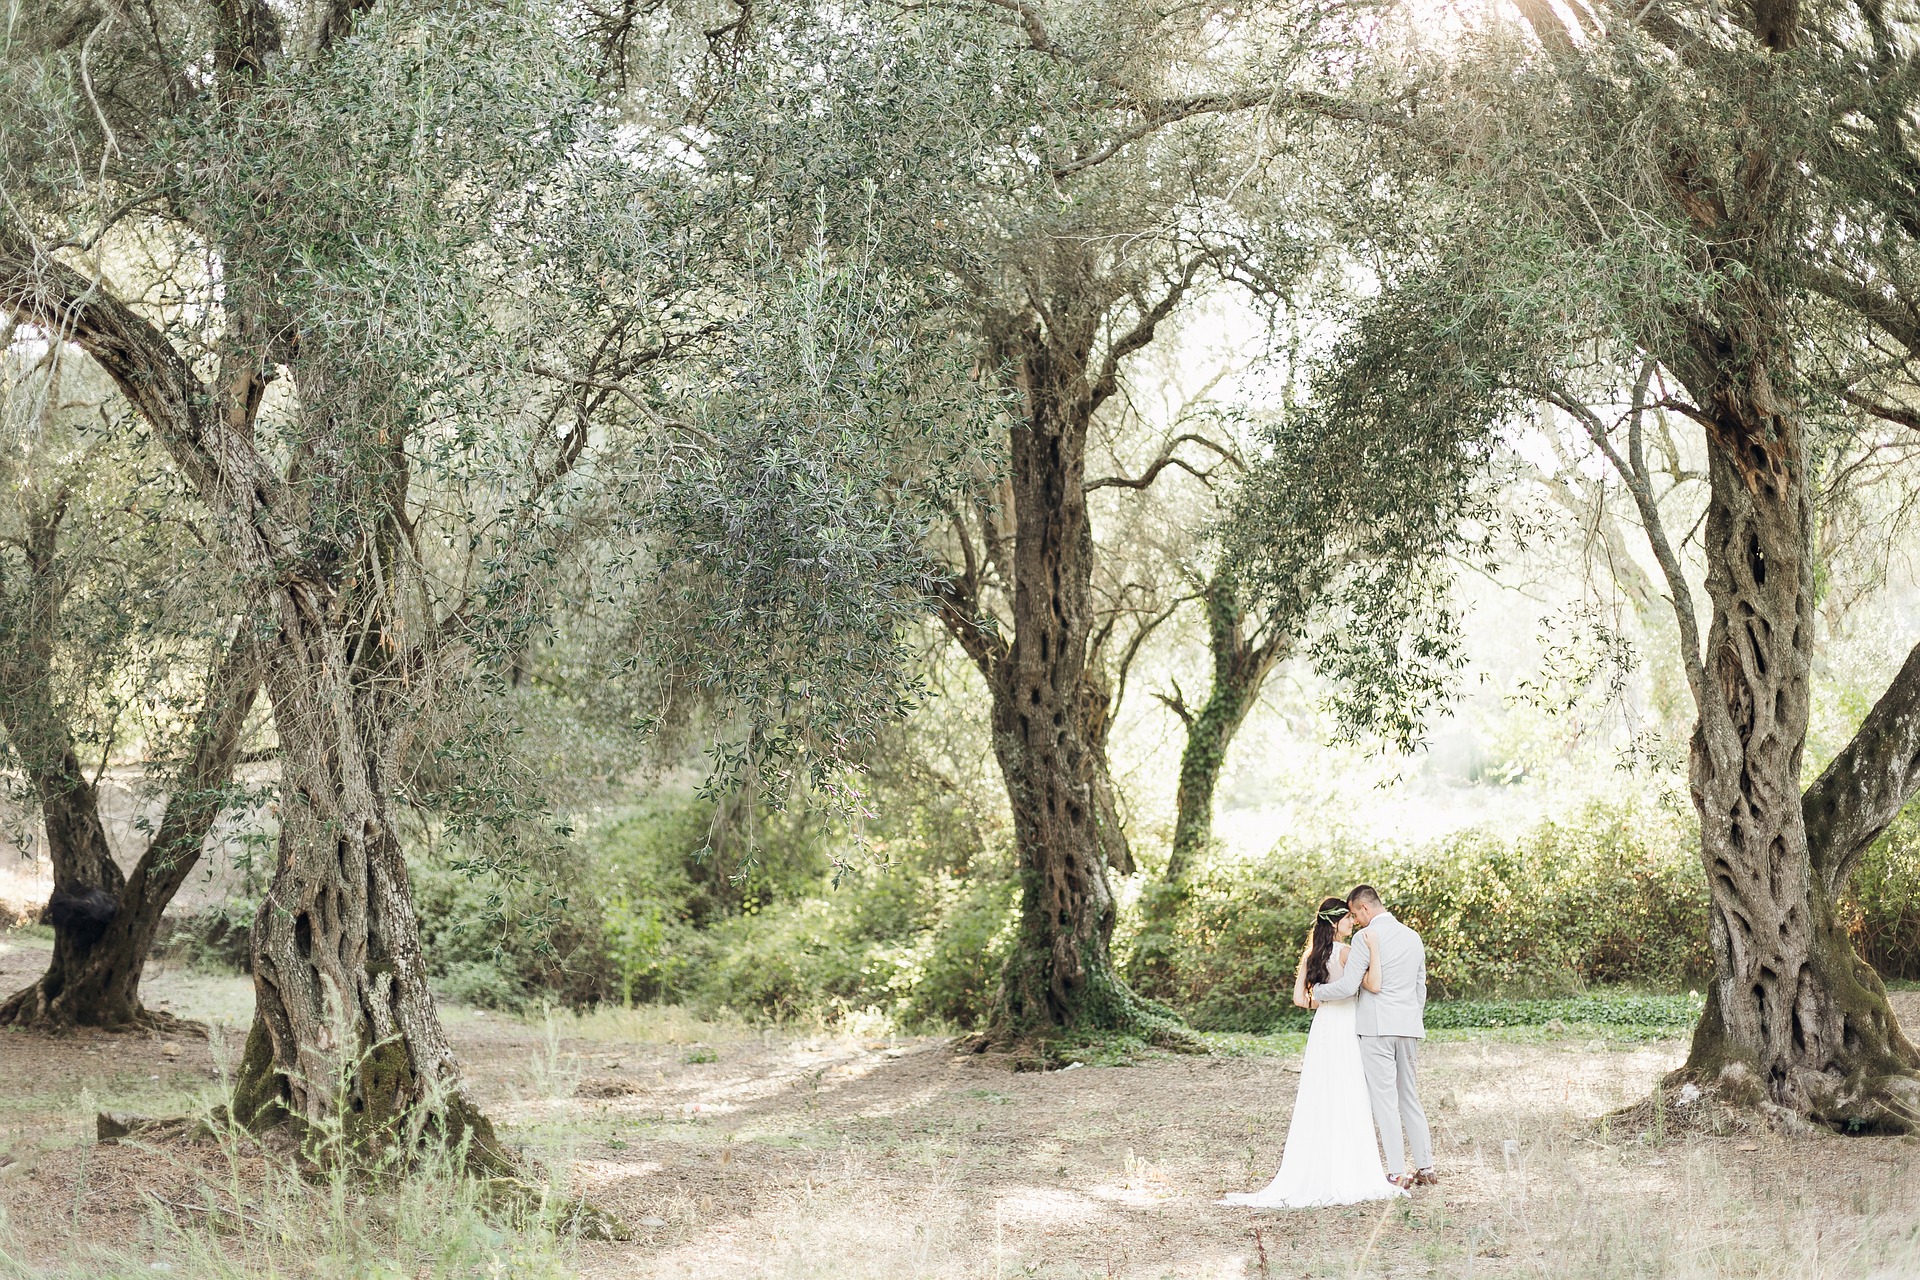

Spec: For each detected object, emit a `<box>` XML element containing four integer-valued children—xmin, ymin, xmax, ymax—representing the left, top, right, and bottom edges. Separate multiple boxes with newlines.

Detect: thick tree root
<box><xmin>226</xmin><ymin>1020</ymin><xmax>629</xmax><ymax>1238</ymax></box>
<box><xmin>0</xmin><ymin>980</ymin><xmax>207</xmax><ymax>1038</ymax></box>
<box><xmin>972</xmin><ymin>969</ymin><xmax>1207</xmax><ymax>1068</ymax></box>
<box><xmin>1607</xmin><ymin>1062</ymin><xmax>1920</xmax><ymax>1141</ymax></box>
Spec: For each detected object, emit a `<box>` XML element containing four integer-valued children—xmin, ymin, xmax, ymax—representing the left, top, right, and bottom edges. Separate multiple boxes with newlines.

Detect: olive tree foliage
<box><xmin>1</xmin><ymin>0</ymin><xmax>968</xmax><ymax>1175</ymax></box>
<box><xmin>616</xmin><ymin>213</ymin><xmax>1000</xmax><ymax>816</ymax></box>
<box><xmin>0</xmin><ymin>346</ymin><xmax>263</xmax><ymax>1030</ymax></box>
<box><xmin>1222</xmin><ymin>276</ymin><xmax>1518</xmax><ymax>754</ymax></box>
<box><xmin>1238</xmin><ymin>0</ymin><xmax>1920</xmax><ymax>1128</ymax></box>
<box><xmin>671</xmin><ymin>0</ymin><xmax>1364</xmax><ymax>1047</ymax></box>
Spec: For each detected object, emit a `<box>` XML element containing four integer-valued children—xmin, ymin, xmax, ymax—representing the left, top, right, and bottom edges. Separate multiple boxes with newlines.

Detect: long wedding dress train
<box><xmin>1218</xmin><ymin>954</ymin><xmax>1405</xmax><ymax>1208</ymax></box>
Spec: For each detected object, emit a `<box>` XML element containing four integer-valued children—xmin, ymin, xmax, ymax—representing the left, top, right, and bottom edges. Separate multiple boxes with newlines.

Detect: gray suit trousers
<box><xmin>1360</xmin><ymin>1035</ymin><xmax>1432</xmax><ymax>1176</ymax></box>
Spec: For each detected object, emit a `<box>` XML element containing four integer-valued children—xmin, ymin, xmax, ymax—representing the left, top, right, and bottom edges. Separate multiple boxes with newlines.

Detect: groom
<box><xmin>1311</xmin><ymin>885</ymin><xmax>1436</xmax><ymax>1190</ymax></box>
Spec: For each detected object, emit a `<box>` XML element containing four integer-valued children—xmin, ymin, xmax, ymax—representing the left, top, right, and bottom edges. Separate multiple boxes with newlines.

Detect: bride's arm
<box><xmin>1362</xmin><ymin>932</ymin><xmax>1383</xmax><ymax>993</ymax></box>
<box><xmin>1292</xmin><ymin>946</ymin><xmax>1312</xmax><ymax>1008</ymax></box>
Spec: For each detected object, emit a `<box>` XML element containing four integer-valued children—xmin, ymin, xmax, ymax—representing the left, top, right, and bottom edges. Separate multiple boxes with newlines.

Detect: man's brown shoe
<box><xmin>1413</xmin><ymin>1169</ymin><xmax>1440</xmax><ymax>1186</ymax></box>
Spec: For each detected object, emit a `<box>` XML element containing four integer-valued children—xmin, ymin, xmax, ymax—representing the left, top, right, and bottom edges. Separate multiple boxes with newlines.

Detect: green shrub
<box><xmin>409</xmin><ymin>848</ymin><xmax>614</xmax><ymax>1011</ymax></box>
<box><xmin>591</xmin><ymin>794</ymin><xmax>832</xmax><ymax>928</ymax></box>
<box><xmin>1250</xmin><ymin>991</ymin><xmax>1705</xmax><ymax>1035</ymax></box>
<box><xmin>1845</xmin><ymin>808</ymin><xmax>1920</xmax><ymax>981</ymax></box>
<box><xmin>668</xmin><ymin>862</ymin><xmax>1015</xmax><ymax>1030</ymax></box>
<box><xmin>156</xmin><ymin>898</ymin><xmax>259</xmax><ymax>972</ymax></box>
<box><xmin>898</xmin><ymin>871</ymin><xmax>1016</xmax><ymax>1028</ymax></box>
<box><xmin>1150</xmin><ymin>800</ymin><xmax>1715</xmax><ymax>1031</ymax></box>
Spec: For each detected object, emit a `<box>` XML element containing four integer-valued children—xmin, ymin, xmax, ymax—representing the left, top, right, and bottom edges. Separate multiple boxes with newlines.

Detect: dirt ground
<box><xmin>2</xmin><ymin>931</ymin><xmax>1918</xmax><ymax>1279</ymax></box>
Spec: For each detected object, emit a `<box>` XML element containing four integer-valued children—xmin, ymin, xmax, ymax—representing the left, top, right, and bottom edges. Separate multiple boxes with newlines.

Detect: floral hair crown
<box><xmin>1316</xmin><ymin>907</ymin><xmax>1348</xmax><ymax>927</ymax></box>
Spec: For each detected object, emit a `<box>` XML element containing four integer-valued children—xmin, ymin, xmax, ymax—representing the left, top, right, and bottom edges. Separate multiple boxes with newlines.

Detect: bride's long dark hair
<box><xmin>1303</xmin><ymin>896</ymin><xmax>1349</xmax><ymax>988</ymax></box>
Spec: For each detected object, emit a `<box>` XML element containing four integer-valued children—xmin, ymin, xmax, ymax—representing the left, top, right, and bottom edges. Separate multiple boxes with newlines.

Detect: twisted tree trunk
<box><xmin>985</xmin><ymin>341</ymin><xmax>1121</xmax><ymax>1038</ymax></box>
<box><xmin>1668</xmin><ymin>331</ymin><xmax>1920</xmax><ymax>1131</ymax></box>
<box><xmin>1</xmin><ymin>242</ymin><xmax>511</xmax><ymax>1166</ymax></box>
<box><xmin>229</xmin><ymin>586</ymin><xmax>507</xmax><ymax>1164</ymax></box>
<box><xmin>947</xmin><ymin>314</ymin><xmax>1190</xmax><ymax>1050</ymax></box>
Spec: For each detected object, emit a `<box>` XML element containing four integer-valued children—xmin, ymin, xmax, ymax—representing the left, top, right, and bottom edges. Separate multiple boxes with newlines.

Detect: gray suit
<box><xmin>1314</xmin><ymin>911</ymin><xmax>1433</xmax><ymax>1177</ymax></box>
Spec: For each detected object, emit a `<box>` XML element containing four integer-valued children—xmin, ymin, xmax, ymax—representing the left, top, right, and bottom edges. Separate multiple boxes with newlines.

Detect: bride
<box><xmin>1218</xmin><ymin>897</ymin><xmax>1406</xmax><ymax>1208</ymax></box>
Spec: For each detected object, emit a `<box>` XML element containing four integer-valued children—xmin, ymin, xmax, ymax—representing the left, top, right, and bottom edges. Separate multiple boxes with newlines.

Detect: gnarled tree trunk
<box><xmin>944</xmin><ymin>313</ymin><xmax>1190</xmax><ymax>1050</ymax></box>
<box><xmin>1</xmin><ymin>241</ymin><xmax>510</xmax><ymax>1165</ymax></box>
<box><xmin>231</xmin><ymin>593</ymin><xmax>506</xmax><ymax>1163</ymax></box>
<box><xmin>986</xmin><ymin>337</ymin><xmax>1123</xmax><ymax>1038</ymax></box>
<box><xmin>1669</xmin><ymin>333</ymin><xmax>1920</xmax><ymax>1131</ymax></box>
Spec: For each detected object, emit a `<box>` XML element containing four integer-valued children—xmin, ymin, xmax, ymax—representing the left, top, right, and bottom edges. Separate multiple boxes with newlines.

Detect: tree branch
<box><xmin>1842</xmin><ymin>387</ymin><xmax>1920</xmax><ymax>433</ymax></box>
<box><xmin>1804</xmin><ymin>639</ymin><xmax>1920</xmax><ymax>896</ymax></box>
<box><xmin>1090</xmin><ymin>253</ymin><xmax>1220</xmax><ymax>412</ymax></box>
<box><xmin>931</xmin><ymin>577</ymin><xmax>1007</xmax><ymax>679</ymax></box>
<box><xmin>128</xmin><ymin>622</ymin><xmax>266</xmax><ymax>913</ymax></box>
<box><xmin>1110</xmin><ymin>597</ymin><xmax>1183</xmax><ymax>717</ymax></box>
<box><xmin>1549</xmin><ymin>374</ymin><xmax>1709</xmax><ymax>708</ymax></box>
<box><xmin>1086</xmin><ymin>432</ymin><xmax>1241</xmax><ymax>492</ymax></box>
<box><xmin>0</xmin><ymin>235</ymin><xmax>291</xmax><ymax>569</ymax></box>
<box><xmin>1153</xmin><ymin>680</ymin><xmax>1195</xmax><ymax>729</ymax></box>
<box><xmin>1796</xmin><ymin>262</ymin><xmax>1920</xmax><ymax>355</ymax></box>
<box><xmin>1055</xmin><ymin>89</ymin><xmax>1278</xmax><ymax>178</ymax></box>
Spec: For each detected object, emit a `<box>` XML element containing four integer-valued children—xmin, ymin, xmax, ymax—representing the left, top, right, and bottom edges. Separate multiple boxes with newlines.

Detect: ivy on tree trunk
<box><xmin>1133</xmin><ymin>575</ymin><xmax>1288</xmax><ymax>990</ymax></box>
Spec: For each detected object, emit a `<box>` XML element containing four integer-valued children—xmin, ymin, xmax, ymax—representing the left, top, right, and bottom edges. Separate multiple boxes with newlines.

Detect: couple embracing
<box><xmin>1220</xmin><ymin>885</ymin><xmax>1438</xmax><ymax>1208</ymax></box>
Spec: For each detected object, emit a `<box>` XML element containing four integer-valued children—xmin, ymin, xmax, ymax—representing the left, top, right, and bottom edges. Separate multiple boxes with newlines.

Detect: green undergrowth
<box><xmin>1049</xmin><ymin>990</ymin><xmax>1701</xmax><ymax>1065</ymax></box>
<box><xmin>1219</xmin><ymin>991</ymin><xmax>1705</xmax><ymax>1038</ymax></box>
<box><xmin>152</xmin><ymin>780</ymin><xmax>1920</xmax><ymax>1042</ymax></box>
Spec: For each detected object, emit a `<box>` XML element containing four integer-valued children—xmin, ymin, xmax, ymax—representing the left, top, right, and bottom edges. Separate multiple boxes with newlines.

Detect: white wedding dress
<box><xmin>1218</xmin><ymin>944</ymin><xmax>1405</xmax><ymax>1208</ymax></box>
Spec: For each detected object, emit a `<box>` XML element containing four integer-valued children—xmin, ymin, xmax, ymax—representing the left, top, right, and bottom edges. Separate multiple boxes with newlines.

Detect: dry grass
<box><xmin>1</xmin><ymin>936</ymin><xmax>1917</xmax><ymax>1278</ymax></box>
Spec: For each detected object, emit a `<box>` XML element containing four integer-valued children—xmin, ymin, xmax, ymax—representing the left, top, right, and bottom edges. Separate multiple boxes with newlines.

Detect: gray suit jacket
<box><xmin>1313</xmin><ymin>911</ymin><xmax>1427</xmax><ymax>1038</ymax></box>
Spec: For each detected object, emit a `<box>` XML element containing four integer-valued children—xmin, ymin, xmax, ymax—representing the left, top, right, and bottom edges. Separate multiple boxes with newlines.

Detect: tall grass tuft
<box><xmin>0</xmin><ymin>1021</ymin><xmax>582</xmax><ymax>1278</ymax></box>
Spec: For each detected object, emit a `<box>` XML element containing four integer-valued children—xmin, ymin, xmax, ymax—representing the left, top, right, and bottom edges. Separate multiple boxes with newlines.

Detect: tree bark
<box><xmin>1667</xmin><ymin>330</ymin><xmax>1920</xmax><ymax>1131</ymax></box>
<box><xmin>949</xmin><ymin>315</ymin><xmax>1191</xmax><ymax>1050</ymax></box>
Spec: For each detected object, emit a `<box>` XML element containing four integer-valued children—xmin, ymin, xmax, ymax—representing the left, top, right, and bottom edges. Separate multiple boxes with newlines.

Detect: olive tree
<box><xmin>701</xmin><ymin>0</ymin><xmax>1354</xmax><ymax>1047</ymax></box>
<box><xmin>1245</xmin><ymin>0</ymin><xmax>1920</xmax><ymax>1129</ymax></box>
<box><xmin>1</xmin><ymin>0</ymin><xmax>696</xmax><ymax>1162</ymax></box>
<box><xmin>4</xmin><ymin>0</ymin><xmax>995</xmax><ymax>1163</ymax></box>
<box><xmin>0</xmin><ymin>351</ymin><xmax>261</xmax><ymax>1030</ymax></box>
